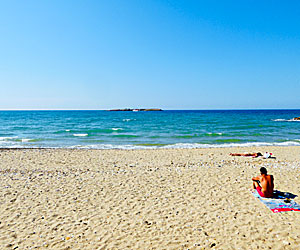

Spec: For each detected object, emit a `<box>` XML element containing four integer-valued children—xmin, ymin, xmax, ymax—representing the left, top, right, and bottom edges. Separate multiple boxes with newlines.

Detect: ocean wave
<box><xmin>112</xmin><ymin>134</ymin><xmax>139</xmax><ymax>138</ymax></box>
<box><xmin>21</xmin><ymin>139</ymin><xmax>32</xmax><ymax>143</ymax></box>
<box><xmin>67</xmin><ymin>144</ymin><xmax>146</xmax><ymax>150</ymax></box>
<box><xmin>73</xmin><ymin>134</ymin><xmax>88</xmax><ymax>137</ymax></box>
<box><xmin>19</xmin><ymin>138</ymin><xmax>43</xmax><ymax>143</ymax></box>
<box><xmin>173</xmin><ymin>133</ymin><xmax>223</xmax><ymax>139</ymax></box>
<box><xmin>54</xmin><ymin>130</ymin><xmax>71</xmax><ymax>134</ymax></box>
<box><xmin>0</xmin><ymin>136</ymin><xmax>18</xmax><ymax>141</ymax></box>
<box><xmin>55</xmin><ymin>128</ymin><xmax>123</xmax><ymax>135</ymax></box>
<box><xmin>137</xmin><ymin>143</ymin><xmax>168</xmax><ymax>146</ymax></box>
<box><xmin>64</xmin><ymin>141</ymin><xmax>300</xmax><ymax>150</ymax></box>
<box><xmin>69</xmin><ymin>128</ymin><xmax>125</xmax><ymax>134</ymax></box>
<box><xmin>207</xmin><ymin>132</ymin><xmax>223</xmax><ymax>136</ymax></box>
<box><xmin>173</xmin><ymin>135</ymin><xmax>195</xmax><ymax>139</ymax></box>
<box><xmin>272</xmin><ymin>119</ymin><xmax>300</xmax><ymax>122</ymax></box>
<box><xmin>122</xmin><ymin>119</ymin><xmax>136</xmax><ymax>122</ymax></box>
<box><xmin>111</xmin><ymin>128</ymin><xmax>123</xmax><ymax>131</ymax></box>
<box><xmin>215</xmin><ymin>139</ymin><xmax>241</xmax><ymax>143</ymax></box>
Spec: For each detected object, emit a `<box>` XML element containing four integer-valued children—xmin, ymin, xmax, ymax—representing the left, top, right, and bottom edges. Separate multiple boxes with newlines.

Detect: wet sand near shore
<box><xmin>0</xmin><ymin>147</ymin><xmax>300</xmax><ymax>249</ymax></box>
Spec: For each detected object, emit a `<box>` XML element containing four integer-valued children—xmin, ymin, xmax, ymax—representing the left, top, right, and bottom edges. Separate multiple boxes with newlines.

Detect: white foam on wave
<box><xmin>272</xmin><ymin>119</ymin><xmax>285</xmax><ymax>121</ymax></box>
<box><xmin>64</xmin><ymin>141</ymin><xmax>300</xmax><ymax>150</ymax></box>
<box><xmin>67</xmin><ymin>144</ymin><xmax>146</xmax><ymax>150</ymax></box>
<box><xmin>123</xmin><ymin>119</ymin><xmax>136</xmax><ymax>122</ymax></box>
<box><xmin>65</xmin><ymin>129</ymin><xmax>71</xmax><ymax>132</ymax></box>
<box><xmin>0</xmin><ymin>144</ymin><xmax>25</xmax><ymax>148</ymax></box>
<box><xmin>21</xmin><ymin>139</ymin><xmax>32</xmax><ymax>143</ymax></box>
<box><xmin>272</xmin><ymin>119</ymin><xmax>300</xmax><ymax>122</ymax></box>
<box><xmin>111</xmin><ymin>128</ymin><xmax>123</xmax><ymax>131</ymax></box>
<box><xmin>73</xmin><ymin>134</ymin><xmax>88</xmax><ymax>137</ymax></box>
<box><xmin>276</xmin><ymin>141</ymin><xmax>300</xmax><ymax>146</ymax></box>
<box><xmin>76</xmin><ymin>144</ymin><xmax>147</xmax><ymax>150</ymax></box>
<box><xmin>0</xmin><ymin>136</ymin><xmax>18</xmax><ymax>141</ymax></box>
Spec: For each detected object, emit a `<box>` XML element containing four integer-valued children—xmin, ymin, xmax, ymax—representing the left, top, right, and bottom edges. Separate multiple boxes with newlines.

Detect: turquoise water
<box><xmin>0</xmin><ymin>110</ymin><xmax>300</xmax><ymax>149</ymax></box>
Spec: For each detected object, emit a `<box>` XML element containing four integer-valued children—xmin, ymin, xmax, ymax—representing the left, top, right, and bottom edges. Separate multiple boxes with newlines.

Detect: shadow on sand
<box><xmin>273</xmin><ymin>190</ymin><xmax>297</xmax><ymax>199</ymax></box>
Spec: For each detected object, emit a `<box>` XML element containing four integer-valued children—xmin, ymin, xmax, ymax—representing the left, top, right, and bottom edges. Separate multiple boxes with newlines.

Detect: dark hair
<box><xmin>260</xmin><ymin>167</ymin><xmax>267</xmax><ymax>174</ymax></box>
<box><xmin>257</xmin><ymin>152</ymin><xmax>262</xmax><ymax>156</ymax></box>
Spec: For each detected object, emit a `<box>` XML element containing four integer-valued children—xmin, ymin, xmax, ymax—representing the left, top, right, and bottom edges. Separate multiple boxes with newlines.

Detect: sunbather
<box><xmin>252</xmin><ymin>167</ymin><xmax>274</xmax><ymax>198</ymax></box>
<box><xmin>230</xmin><ymin>152</ymin><xmax>262</xmax><ymax>158</ymax></box>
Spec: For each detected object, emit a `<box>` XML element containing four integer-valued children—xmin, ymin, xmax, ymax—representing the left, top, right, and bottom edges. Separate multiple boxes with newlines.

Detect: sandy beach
<box><xmin>0</xmin><ymin>146</ymin><xmax>300</xmax><ymax>249</ymax></box>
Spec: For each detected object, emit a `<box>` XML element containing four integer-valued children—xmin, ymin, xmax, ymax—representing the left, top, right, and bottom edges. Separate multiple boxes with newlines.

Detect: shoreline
<box><xmin>1</xmin><ymin>146</ymin><xmax>299</xmax><ymax>249</ymax></box>
<box><xmin>1</xmin><ymin>143</ymin><xmax>300</xmax><ymax>150</ymax></box>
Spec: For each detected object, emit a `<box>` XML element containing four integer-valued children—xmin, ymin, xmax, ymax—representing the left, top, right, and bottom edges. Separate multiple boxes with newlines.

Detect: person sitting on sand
<box><xmin>230</xmin><ymin>152</ymin><xmax>262</xmax><ymax>158</ymax></box>
<box><xmin>252</xmin><ymin>167</ymin><xmax>274</xmax><ymax>198</ymax></box>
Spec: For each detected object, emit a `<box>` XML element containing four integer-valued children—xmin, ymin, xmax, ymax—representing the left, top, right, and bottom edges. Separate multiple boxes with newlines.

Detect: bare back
<box><xmin>259</xmin><ymin>174</ymin><xmax>274</xmax><ymax>197</ymax></box>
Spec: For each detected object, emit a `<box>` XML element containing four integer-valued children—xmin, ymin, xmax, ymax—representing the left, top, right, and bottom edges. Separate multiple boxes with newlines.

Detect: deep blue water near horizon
<box><xmin>0</xmin><ymin>110</ymin><xmax>300</xmax><ymax>149</ymax></box>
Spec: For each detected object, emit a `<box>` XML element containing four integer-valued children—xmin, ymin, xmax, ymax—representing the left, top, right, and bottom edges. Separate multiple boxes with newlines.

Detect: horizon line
<box><xmin>1</xmin><ymin>108</ymin><xmax>300</xmax><ymax>111</ymax></box>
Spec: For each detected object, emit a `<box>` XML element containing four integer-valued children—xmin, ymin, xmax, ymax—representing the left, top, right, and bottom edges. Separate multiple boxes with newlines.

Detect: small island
<box><xmin>108</xmin><ymin>108</ymin><xmax>163</xmax><ymax>112</ymax></box>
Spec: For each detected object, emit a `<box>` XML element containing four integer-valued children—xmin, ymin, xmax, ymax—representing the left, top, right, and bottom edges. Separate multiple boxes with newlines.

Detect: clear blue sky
<box><xmin>0</xmin><ymin>0</ymin><xmax>299</xmax><ymax>110</ymax></box>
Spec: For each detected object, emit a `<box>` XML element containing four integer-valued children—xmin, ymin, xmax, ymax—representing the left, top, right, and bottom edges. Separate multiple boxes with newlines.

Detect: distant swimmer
<box><xmin>230</xmin><ymin>152</ymin><xmax>263</xmax><ymax>158</ymax></box>
<box><xmin>252</xmin><ymin>167</ymin><xmax>274</xmax><ymax>198</ymax></box>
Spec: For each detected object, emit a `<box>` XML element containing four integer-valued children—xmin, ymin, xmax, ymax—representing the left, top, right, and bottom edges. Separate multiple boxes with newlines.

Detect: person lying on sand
<box><xmin>230</xmin><ymin>152</ymin><xmax>263</xmax><ymax>158</ymax></box>
<box><xmin>252</xmin><ymin>167</ymin><xmax>274</xmax><ymax>198</ymax></box>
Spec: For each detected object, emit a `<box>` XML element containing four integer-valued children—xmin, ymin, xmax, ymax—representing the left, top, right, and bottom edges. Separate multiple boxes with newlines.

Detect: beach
<box><xmin>0</xmin><ymin>146</ymin><xmax>300</xmax><ymax>249</ymax></box>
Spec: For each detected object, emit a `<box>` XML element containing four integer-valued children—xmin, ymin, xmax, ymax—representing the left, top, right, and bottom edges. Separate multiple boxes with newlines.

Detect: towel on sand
<box><xmin>252</xmin><ymin>190</ymin><xmax>300</xmax><ymax>213</ymax></box>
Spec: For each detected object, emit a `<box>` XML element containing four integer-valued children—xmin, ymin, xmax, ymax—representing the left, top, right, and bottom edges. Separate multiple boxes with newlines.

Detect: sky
<box><xmin>0</xmin><ymin>0</ymin><xmax>300</xmax><ymax>110</ymax></box>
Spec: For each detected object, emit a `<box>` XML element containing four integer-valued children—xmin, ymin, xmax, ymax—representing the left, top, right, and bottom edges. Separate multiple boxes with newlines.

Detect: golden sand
<box><xmin>0</xmin><ymin>146</ymin><xmax>299</xmax><ymax>249</ymax></box>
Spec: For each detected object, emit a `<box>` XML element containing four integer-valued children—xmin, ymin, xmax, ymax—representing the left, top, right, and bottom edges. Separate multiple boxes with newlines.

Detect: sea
<box><xmin>0</xmin><ymin>110</ymin><xmax>300</xmax><ymax>149</ymax></box>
